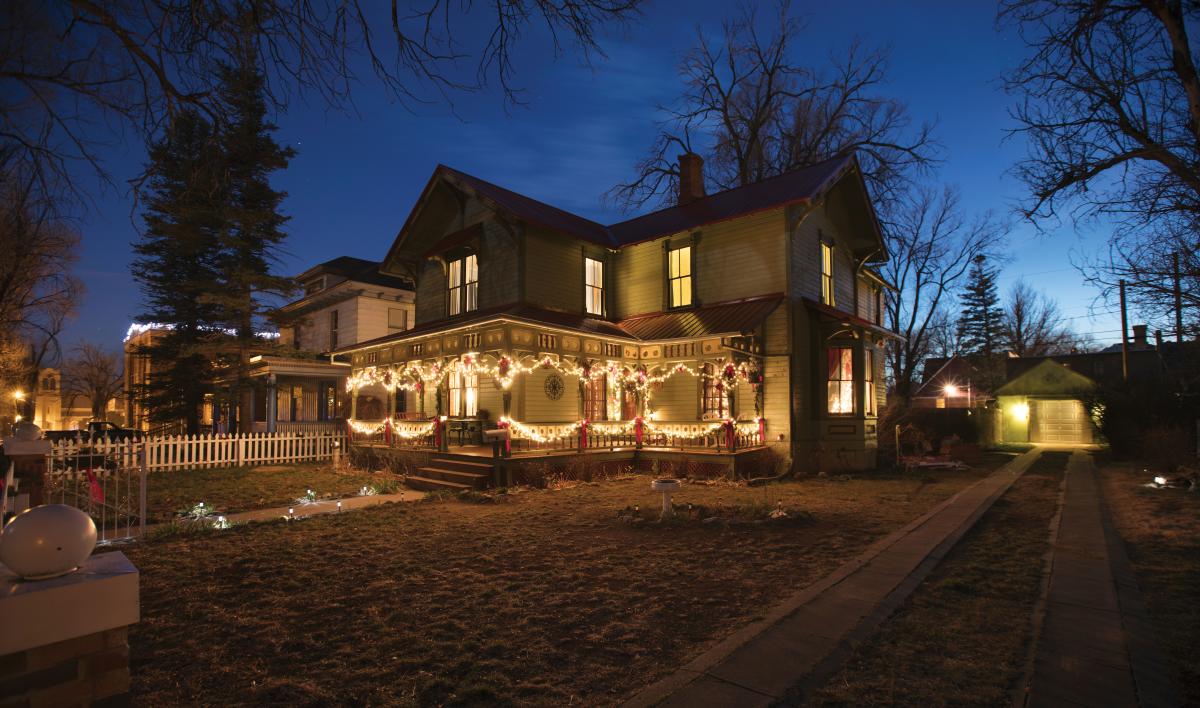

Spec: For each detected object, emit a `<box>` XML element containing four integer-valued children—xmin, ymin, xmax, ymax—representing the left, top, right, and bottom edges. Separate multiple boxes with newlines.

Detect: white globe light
<box><xmin>0</xmin><ymin>505</ymin><xmax>97</xmax><ymax>580</ymax></box>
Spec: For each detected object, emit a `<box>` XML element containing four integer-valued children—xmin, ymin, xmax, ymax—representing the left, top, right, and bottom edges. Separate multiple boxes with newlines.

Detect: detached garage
<box><xmin>995</xmin><ymin>359</ymin><xmax>1098</xmax><ymax>445</ymax></box>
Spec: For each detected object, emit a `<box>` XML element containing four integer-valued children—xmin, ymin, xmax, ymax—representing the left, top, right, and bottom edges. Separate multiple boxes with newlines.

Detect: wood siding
<box><xmin>523</xmin><ymin>227</ymin><xmax>583</xmax><ymax>313</ymax></box>
<box><xmin>651</xmin><ymin>373</ymin><xmax>699</xmax><ymax>421</ymax></box>
<box><xmin>522</xmin><ymin>369</ymin><xmax>580</xmax><ymax>422</ymax></box>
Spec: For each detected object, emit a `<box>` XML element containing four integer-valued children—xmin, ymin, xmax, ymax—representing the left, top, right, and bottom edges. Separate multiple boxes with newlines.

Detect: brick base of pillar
<box><xmin>0</xmin><ymin>626</ymin><xmax>131</xmax><ymax>707</ymax></box>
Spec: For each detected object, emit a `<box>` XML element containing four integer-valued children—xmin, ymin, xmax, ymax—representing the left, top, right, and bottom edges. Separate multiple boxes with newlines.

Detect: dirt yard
<box><xmin>804</xmin><ymin>450</ymin><xmax>1070</xmax><ymax>706</ymax></box>
<box><xmin>138</xmin><ymin>462</ymin><xmax>396</xmax><ymax>523</ymax></box>
<box><xmin>119</xmin><ymin>459</ymin><xmax>1013</xmax><ymax>706</ymax></box>
<box><xmin>1101</xmin><ymin>462</ymin><xmax>1200</xmax><ymax>705</ymax></box>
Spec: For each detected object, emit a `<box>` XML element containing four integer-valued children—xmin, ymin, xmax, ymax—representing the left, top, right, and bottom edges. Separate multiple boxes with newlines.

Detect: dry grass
<box><xmin>803</xmin><ymin>450</ymin><xmax>1071</xmax><ymax>707</ymax></box>
<box><xmin>141</xmin><ymin>462</ymin><xmax>394</xmax><ymax>523</ymax></box>
<box><xmin>120</xmin><ymin>460</ymin><xmax>1010</xmax><ymax>706</ymax></box>
<box><xmin>1100</xmin><ymin>462</ymin><xmax>1200</xmax><ymax>705</ymax></box>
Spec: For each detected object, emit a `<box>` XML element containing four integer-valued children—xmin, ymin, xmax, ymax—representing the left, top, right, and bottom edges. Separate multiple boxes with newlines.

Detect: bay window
<box><xmin>448</xmin><ymin>254</ymin><xmax>478</xmax><ymax>316</ymax></box>
<box><xmin>865</xmin><ymin>349</ymin><xmax>877</xmax><ymax>416</ymax></box>
<box><xmin>827</xmin><ymin>347</ymin><xmax>854</xmax><ymax>414</ymax></box>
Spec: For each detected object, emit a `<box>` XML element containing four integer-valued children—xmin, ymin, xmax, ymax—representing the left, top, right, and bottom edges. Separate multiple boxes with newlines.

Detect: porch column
<box><xmin>349</xmin><ymin>383</ymin><xmax>358</xmax><ymax>420</ymax></box>
<box><xmin>266</xmin><ymin>374</ymin><xmax>278</xmax><ymax>433</ymax></box>
<box><xmin>386</xmin><ymin>387</ymin><xmax>396</xmax><ymax>421</ymax></box>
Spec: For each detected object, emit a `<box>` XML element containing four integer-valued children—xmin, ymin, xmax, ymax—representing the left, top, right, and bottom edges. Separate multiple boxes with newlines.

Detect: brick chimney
<box><xmin>678</xmin><ymin>153</ymin><xmax>706</xmax><ymax>206</ymax></box>
<box><xmin>1132</xmin><ymin>324</ymin><xmax>1148</xmax><ymax>347</ymax></box>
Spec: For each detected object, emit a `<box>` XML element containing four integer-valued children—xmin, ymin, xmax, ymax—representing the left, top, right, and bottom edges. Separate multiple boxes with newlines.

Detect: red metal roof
<box><xmin>608</xmin><ymin>155</ymin><xmax>853</xmax><ymax>246</ymax></box>
<box><xmin>390</xmin><ymin>155</ymin><xmax>859</xmax><ymax>257</ymax></box>
<box><xmin>803</xmin><ymin>298</ymin><xmax>902</xmax><ymax>341</ymax></box>
<box><xmin>618</xmin><ymin>294</ymin><xmax>784</xmax><ymax>341</ymax></box>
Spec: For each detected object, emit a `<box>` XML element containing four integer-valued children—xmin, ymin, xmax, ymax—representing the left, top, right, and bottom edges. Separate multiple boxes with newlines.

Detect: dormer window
<box><xmin>448</xmin><ymin>254</ymin><xmax>478</xmax><ymax>316</ymax></box>
<box><xmin>585</xmin><ymin>257</ymin><xmax>604</xmax><ymax>315</ymax></box>
<box><xmin>668</xmin><ymin>245</ymin><xmax>693</xmax><ymax>308</ymax></box>
<box><xmin>304</xmin><ymin>277</ymin><xmax>325</xmax><ymax>296</ymax></box>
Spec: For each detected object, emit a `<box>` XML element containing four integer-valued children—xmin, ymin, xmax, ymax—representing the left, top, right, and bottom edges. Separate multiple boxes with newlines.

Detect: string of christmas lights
<box><xmin>346</xmin><ymin>352</ymin><xmax>762</xmax><ymax>398</ymax></box>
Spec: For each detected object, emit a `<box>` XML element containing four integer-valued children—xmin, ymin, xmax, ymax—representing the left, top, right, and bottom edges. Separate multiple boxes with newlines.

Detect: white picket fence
<box><xmin>48</xmin><ymin>431</ymin><xmax>347</xmax><ymax>473</ymax></box>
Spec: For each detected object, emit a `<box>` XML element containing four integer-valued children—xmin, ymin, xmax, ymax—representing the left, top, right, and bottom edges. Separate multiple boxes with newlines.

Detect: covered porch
<box><xmin>207</xmin><ymin>355</ymin><xmax>351</xmax><ymax>434</ymax></box>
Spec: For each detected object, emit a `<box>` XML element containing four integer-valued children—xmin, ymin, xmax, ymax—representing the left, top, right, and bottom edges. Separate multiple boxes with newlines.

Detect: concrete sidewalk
<box><xmin>1021</xmin><ymin>451</ymin><xmax>1178</xmax><ymax>708</ymax></box>
<box><xmin>625</xmin><ymin>447</ymin><xmax>1045</xmax><ymax>708</ymax></box>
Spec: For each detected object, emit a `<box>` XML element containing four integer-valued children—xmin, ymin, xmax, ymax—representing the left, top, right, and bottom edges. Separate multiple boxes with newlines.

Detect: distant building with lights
<box><xmin>123</xmin><ymin>257</ymin><xmax>414</xmax><ymax>433</ymax></box>
<box><xmin>337</xmin><ymin>153</ymin><xmax>897</xmax><ymax>472</ymax></box>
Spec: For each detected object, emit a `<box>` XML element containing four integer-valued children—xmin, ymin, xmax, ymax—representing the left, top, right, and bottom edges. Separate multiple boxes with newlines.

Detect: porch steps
<box><xmin>406</xmin><ymin>456</ymin><xmax>492</xmax><ymax>493</ymax></box>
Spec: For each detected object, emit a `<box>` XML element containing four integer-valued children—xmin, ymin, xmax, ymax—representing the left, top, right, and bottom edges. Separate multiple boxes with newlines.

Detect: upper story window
<box><xmin>388</xmin><ymin>307</ymin><xmax>408</xmax><ymax>331</ymax></box>
<box><xmin>820</xmin><ymin>242</ymin><xmax>835</xmax><ymax>306</ymax></box>
<box><xmin>827</xmin><ymin>346</ymin><xmax>854</xmax><ymax>415</ymax></box>
<box><xmin>873</xmin><ymin>286</ymin><xmax>883</xmax><ymax>325</ymax></box>
<box><xmin>329</xmin><ymin>309</ymin><xmax>339</xmax><ymax>350</ymax></box>
<box><xmin>304</xmin><ymin>277</ymin><xmax>325</xmax><ymax>296</ymax></box>
<box><xmin>448</xmin><ymin>254</ymin><xmax>478</xmax><ymax>316</ymax></box>
<box><xmin>585</xmin><ymin>257</ymin><xmax>604</xmax><ymax>316</ymax></box>
<box><xmin>668</xmin><ymin>245</ymin><xmax>693</xmax><ymax>308</ymax></box>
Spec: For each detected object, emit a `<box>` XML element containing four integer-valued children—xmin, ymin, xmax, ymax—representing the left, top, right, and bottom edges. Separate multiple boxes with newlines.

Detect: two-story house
<box><xmin>237</xmin><ymin>256</ymin><xmax>415</xmax><ymax>431</ymax></box>
<box><xmin>338</xmin><ymin>153</ymin><xmax>894</xmax><ymax>472</ymax></box>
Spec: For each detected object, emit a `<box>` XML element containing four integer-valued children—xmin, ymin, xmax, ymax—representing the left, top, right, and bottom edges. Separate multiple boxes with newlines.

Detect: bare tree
<box><xmin>1</xmin><ymin>0</ymin><xmax>641</xmax><ymax>203</ymax></box>
<box><xmin>1001</xmin><ymin>0</ymin><xmax>1200</xmax><ymax>336</ymax></box>
<box><xmin>1002</xmin><ymin>280</ymin><xmax>1076</xmax><ymax>356</ymax></box>
<box><xmin>926</xmin><ymin>305</ymin><xmax>962</xmax><ymax>360</ymax></box>
<box><xmin>0</xmin><ymin>167</ymin><xmax>80</xmax><ymax>416</ymax></box>
<box><xmin>880</xmin><ymin>186</ymin><xmax>1006</xmax><ymax>400</ymax></box>
<box><xmin>608</xmin><ymin>2</ymin><xmax>937</xmax><ymax>211</ymax></box>
<box><xmin>62</xmin><ymin>342</ymin><xmax>123</xmax><ymax>421</ymax></box>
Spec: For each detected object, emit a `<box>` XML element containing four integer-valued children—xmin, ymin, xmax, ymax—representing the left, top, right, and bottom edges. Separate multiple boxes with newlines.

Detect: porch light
<box><xmin>1154</xmin><ymin>476</ymin><xmax>1167</xmax><ymax>486</ymax></box>
<box><xmin>943</xmin><ymin>384</ymin><xmax>959</xmax><ymax>397</ymax></box>
<box><xmin>1010</xmin><ymin>403</ymin><xmax>1029</xmax><ymax>421</ymax></box>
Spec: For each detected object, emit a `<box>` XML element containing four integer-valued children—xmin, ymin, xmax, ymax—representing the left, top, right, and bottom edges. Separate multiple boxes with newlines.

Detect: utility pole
<box><xmin>1119</xmin><ymin>279</ymin><xmax>1130</xmax><ymax>381</ymax></box>
<box><xmin>1173</xmin><ymin>251</ymin><xmax>1184</xmax><ymax>343</ymax></box>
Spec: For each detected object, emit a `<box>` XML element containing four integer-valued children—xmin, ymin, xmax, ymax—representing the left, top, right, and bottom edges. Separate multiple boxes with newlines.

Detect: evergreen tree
<box><xmin>957</xmin><ymin>255</ymin><xmax>1004</xmax><ymax>357</ymax></box>
<box><xmin>131</xmin><ymin>111</ymin><xmax>227</xmax><ymax>433</ymax></box>
<box><xmin>208</xmin><ymin>48</ymin><xmax>296</xmax><ymax>431</ymax></box>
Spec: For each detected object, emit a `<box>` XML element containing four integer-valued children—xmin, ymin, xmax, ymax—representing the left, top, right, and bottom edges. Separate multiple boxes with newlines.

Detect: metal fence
<box><xmin>43</xmin><ymin>447</ymin><xmax>147</xmax><ymax>542</ymax></box>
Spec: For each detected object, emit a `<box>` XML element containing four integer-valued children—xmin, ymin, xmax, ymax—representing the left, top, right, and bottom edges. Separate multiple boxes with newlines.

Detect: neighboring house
<box><xmin>240</xmin><ymin>257</ymin><xmax>414</xmax><ymax>432</ymax></box>
<box><xmin>123</xmin><ymin>259</ymin><xmax>414</xmax><ymax>434</ymax></box>
<box><xmin>916</xmin><ymin>325</ymin><xmax>1174</xmax><ymax>445</ymax></box>
<box><xmin>337</xmin><ymin>153</ymin><xmax>896</xmax><ymax>471</ymax></box>
<box><xmin>30</xmin><ymin>368</ymin><xmax>122</xmax><ymax>431</ymax></box>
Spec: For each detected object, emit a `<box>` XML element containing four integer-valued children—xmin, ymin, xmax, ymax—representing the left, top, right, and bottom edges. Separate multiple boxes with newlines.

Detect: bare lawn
<box><xmin>141</xmin><ymin>462</ymin><xmax>394</xmax><ymax>523</ymax></box>
<box><xmin>122</xmin><ymin>458</ymin><xmax>1010</xmax><ymax>706</ymax></box>
<box><xmin>1101</xmin><ymin>462</ymin><xmax>1200</xmax><ymax>705</ymax></box>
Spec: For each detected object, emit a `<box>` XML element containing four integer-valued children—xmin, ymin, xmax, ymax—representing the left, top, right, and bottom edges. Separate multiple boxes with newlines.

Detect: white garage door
<box><xmin>1032</xmin><ymin>399</ymin><xmax>1092</xmax><ymax>444</ymax></box>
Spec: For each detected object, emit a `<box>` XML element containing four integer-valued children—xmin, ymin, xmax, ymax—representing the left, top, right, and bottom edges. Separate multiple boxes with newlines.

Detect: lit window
<box><xmin>585</xmin><ymin>257</ymin><xmax>604</xmax><ymax>315</ymax></box>
<box><xmin>448</xmin><ymin>369</ymin><xmax>478</xmax><ymax>417</ymax></box>
<box><xmin>865</xmin><ymin>349</ymin><xmax>877</xmax><ymax>416</ymax></box>
<box><xmin>827</xmin><ymin>347</ymin><xmax>854</xmax><ymax>414</ymax></box>
<box><xmin>584</xmin><ymin>374</ymin><xmax>607</xmax><ymax>421</ymax></box>
<box><xmin>821</xmin><ymin>243</ymin><xmax>835</xmax><ymax>306</ymax></box>
<box><xmin>668</xmin><ymin>246</ymin><xmax>692</xmax><ymax>308</ymax></box>
<box><xmin>448</xmin><ymin>254</ymin><xmax>478</xmax><ymax>316</ymax></box>
<box><xmin>702</xmin><ymin>362</ymin><xmax>730</xmax><ymax>419</ymax></box>
<box><xmin>607</xmin><ymin>370</ymin><xmax>636</xmax><ymax>420</ymax></box>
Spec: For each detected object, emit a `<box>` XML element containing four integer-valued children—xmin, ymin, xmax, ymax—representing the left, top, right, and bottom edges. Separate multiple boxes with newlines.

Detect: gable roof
<box><xmin>384</xmin><ymin>153</ymin><xmax>879</xmax><ymax>266</ymax></box>
<box><xmin>995</xmin><ymin>358</ymin><xmax>1098</xmax><ymax>396</ymax></box>
<box><xmin>297</xmin><ymin>256</ymin><xmax>412</xmax><ymax>290</ymax></box>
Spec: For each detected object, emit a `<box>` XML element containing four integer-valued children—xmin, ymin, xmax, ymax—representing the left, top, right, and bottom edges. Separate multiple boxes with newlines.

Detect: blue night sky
<box><xmin>66</xmin><ymin>0</ymin><xmax>1124</xmax><ymax>352</ymax></box>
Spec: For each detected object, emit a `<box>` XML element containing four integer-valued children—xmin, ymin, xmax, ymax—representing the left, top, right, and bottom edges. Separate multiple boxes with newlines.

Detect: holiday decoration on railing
<box><xmin>346</xmin><ymin>352</ymin><xmax>763</xmax><ymax>406</ymax></box>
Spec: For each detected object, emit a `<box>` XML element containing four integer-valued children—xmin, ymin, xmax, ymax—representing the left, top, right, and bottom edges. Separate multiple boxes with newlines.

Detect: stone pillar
<box><xmin>0</xmin><ymin>552</ymin><xmax>139</xmax><ymax>706</ymax></box>
<box><xmin>2</xmin><ymin>437</ymin><xmax>51</xmax><ymax>511</ymax></box>
<box><xmin>265</xmin><ymin>375</ymin><xmax>278</xmax><ymax>433</ymax></box>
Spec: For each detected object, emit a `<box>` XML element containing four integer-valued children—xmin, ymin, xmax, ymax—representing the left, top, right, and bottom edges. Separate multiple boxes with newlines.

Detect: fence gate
<box><xmin>43</xmin><ymin>443</ymin><xmax>147</xmax><ymax>542</ymax></box>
